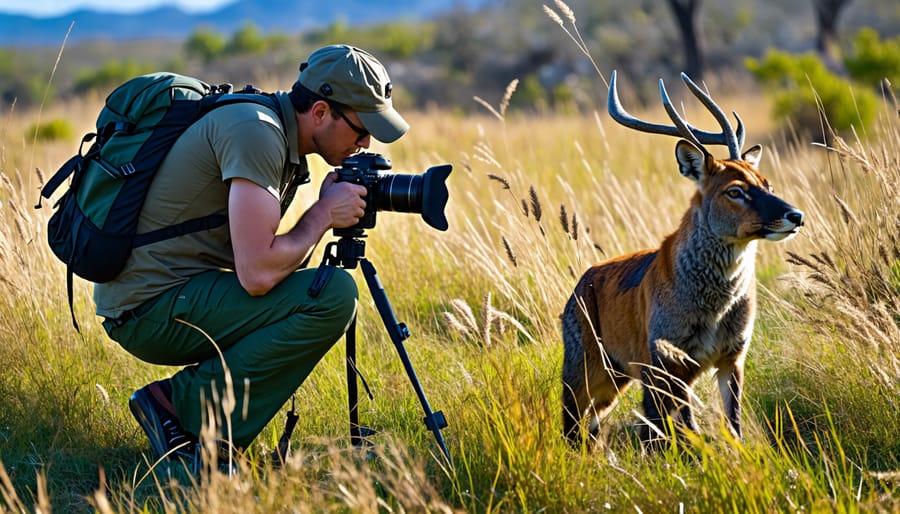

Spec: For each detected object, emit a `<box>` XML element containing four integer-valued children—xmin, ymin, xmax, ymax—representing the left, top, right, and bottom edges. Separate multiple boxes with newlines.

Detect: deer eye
<box><xmin>725</xmin><ymin>187</ymin><xmax>745</xmax><ymax>199</ymax></box>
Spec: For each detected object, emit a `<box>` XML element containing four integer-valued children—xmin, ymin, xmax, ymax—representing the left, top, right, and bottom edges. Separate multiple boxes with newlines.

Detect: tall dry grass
<box><xmin>2</xmin><ymin>11</ymin><xmax>899</xmax><ymax>511</ymax></box>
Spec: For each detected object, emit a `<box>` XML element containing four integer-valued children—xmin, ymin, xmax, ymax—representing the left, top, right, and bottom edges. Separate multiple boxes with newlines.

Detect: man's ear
<box><xmin>311</xmin><ymin>100</ymin><xmax>330</xmax><ymax>124</ymax></box>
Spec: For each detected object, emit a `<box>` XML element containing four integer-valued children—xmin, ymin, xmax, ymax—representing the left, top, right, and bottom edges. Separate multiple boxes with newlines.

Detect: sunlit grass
<box><xmin>2</xmin><ymin>60</ymin><xmax>899</xmax><ymax>512</ymax></box>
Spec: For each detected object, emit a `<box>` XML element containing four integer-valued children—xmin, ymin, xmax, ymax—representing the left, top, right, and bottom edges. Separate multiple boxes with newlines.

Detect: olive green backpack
<box><xmin>37</xmin><ymin>72</ymin><xmax>281</xmax><ymax>328</ymax></box>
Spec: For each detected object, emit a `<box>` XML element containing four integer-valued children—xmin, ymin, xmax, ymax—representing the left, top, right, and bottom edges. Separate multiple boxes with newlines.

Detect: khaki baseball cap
<box><xmin>297</xmin><ymin>45</ymin><xmax>409</xmax><ymax>143</ymax></box>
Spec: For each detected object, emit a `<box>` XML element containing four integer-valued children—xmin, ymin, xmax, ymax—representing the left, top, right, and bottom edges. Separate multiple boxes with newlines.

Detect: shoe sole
<box><xmin>129</xmin><ymin>390</ymin><xmax>171</xmax><ymax>461</ymax></box>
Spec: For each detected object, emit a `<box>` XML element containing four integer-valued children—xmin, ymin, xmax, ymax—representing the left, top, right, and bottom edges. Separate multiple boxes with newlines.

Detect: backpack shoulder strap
<box><xmin>130</xmin><ymin>92</ymin><xmax>287</xmax><ymax>249</ymax></box>
<box><xmin>200</xmin><ymin>92</ymin><xmax>284</xmax><ymax>125</ymax></box>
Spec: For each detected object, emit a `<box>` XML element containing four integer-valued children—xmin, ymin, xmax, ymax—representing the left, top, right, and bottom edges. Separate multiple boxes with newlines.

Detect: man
<box><xmin>95</xmin><ymin>45</ymin><xmax>409</xmax><ymax>465</ymax></box>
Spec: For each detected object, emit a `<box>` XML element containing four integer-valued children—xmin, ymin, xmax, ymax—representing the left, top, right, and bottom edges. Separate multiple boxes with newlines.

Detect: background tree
<box><xmin>814</xmin><ymin>0</ymin><xmax>853</xmax><ymax>67</ymax></box>
<box><xmin>224</xmin><ymin>22</ymin><xmax>268</xmax><ymax>56</ymax></box>
<box><xmin>665</xmin><ymin>0</ymin><xmax>706</xmax><ymax>79</ymax></box>
<box><xmin>184</xmin><ymin>28</ymin><xmax>226</xmax><ymax>64</ymax></box>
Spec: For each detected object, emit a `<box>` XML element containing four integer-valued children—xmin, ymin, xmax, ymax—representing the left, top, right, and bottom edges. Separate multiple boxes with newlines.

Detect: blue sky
<box><xmin>0</xmin><ymin>0</ymin><xmax>232</xmax><ymax>17</ymax></box>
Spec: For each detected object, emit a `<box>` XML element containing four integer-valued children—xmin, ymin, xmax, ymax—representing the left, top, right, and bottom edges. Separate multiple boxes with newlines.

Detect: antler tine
<box><xmin>658</xmin><ymin>79</ymin><xmax>705</xmax><ymax>151</ymax></box>
<box><xmin>679</xmin><ymin>73</ymin><xmax>743</xmax><ymax>159</ymax></box>
<box><xmin>608</xmin><ymin>70</ymin><xmax>744</xmax><ymax>157</ymax></box>
<box><xmin>734</xmin><ymin>110</ymin><xmax>746</xmax><ymax>151</ymax></box>
<box><xmin>608</xmin><ymin>70</ymin><xmax>682</xmax><ymax>139</ymax></box>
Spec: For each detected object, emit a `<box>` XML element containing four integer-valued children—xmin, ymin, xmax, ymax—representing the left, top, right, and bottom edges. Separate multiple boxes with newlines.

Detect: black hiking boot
<box><xmin>129</xmin><ymin>379</ymin><xmax>198</xmax><ymax>465</ymax></box>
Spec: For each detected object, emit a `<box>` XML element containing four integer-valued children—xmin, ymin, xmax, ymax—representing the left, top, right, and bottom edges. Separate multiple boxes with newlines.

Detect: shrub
<box><xmin>745</xmin><ymin>49</ymin><xmax>879</xmax><ymax>138</ymax></box>
<box><xmin>29</xmin><ymin>118</ymin><xmax>75</xmax><ymax>142</ymax></box>
<box><xmin>374</xmin><ymin>21</ymin><xmax>434</xmax><ymax>59</ymax></box>
<box><xmin>185</xmin><ymin>27</ymin><xmax>227</xmax><ymax>64</ymax></box>
<box><xmin>225</xmin><ymin>22</ymin><xmax>268</xmax><ymax>55</ymax></box>
<box><xmin>73</xmin><ymin>60</ymin><xmax>154</xmax><ymax>93</ymax></box>
<box><xmin>509</xmin><ymin>74</ymin><xmax>548</xmax><ymax>111</ymax></box>
<box><xmin>844</xmin><ymin>27</ymin><xmax>900</xmax><ymax>88</ymax></box>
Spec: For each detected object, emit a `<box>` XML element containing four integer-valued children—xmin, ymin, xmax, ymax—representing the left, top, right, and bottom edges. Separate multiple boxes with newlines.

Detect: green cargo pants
<box><xmin>103</xmin><ymin>267</ymin><xmax>358</xmax><ymax>448</ymax></box>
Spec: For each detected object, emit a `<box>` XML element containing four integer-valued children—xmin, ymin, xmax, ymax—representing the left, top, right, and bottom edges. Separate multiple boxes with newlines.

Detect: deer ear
<box><xmin>742</xmin><ymin>144</ymin><xmax>763</xmax><ymax>167</ymax></box>
<box><xmin>675</xmin><ymin>139</ymin><xmax>707</xmax><ymax>181</ymax></box>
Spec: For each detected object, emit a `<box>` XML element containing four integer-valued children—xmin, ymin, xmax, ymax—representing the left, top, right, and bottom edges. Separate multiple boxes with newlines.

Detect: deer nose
<box><xmin>786</xmin><ymin>210</ymin><xmax>804</xmax><ymax>227</ymax></box>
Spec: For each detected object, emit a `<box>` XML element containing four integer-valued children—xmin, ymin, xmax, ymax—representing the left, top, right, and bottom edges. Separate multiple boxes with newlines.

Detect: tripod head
<box><xmin>323</xmin><ymin>228</ymin><xmax>368</xmax><ymax>269</ymax></box>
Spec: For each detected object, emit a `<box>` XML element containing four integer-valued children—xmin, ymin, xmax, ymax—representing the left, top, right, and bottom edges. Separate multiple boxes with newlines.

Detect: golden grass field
<box><xmin>1</xmin><ymin>66</ymin><xmax>899</xmax><ymax>512</ymax></box>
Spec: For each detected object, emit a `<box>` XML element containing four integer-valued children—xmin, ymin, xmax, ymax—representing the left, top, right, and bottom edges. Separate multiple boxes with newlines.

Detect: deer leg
<box><xmin>562</xmin><ymin>372</ymin><xmax>590</xmax><ymax>445</ymax></box>
<box><xmin>640</xmin><ymin>342</ymin><xmax>699</xmax><ymax>446</ymax></box>
<box><xmin>717</xmin><ymin>363</ymin><xmax>744</xmax><ymax>441</ymax></box>
<box><xmin>677</xmin><ymin>397</ymin><xmax>700</xmax><ymax>433</ymax></box>
<box><xmin>640</xmin><ymin>369</ymin><xmax>679</xmax><ymax>444</ymax></box>
<box><xmin>563</xmin><ymin>360</ymin><xmax>631</xmax><ymax>447</ymax></box>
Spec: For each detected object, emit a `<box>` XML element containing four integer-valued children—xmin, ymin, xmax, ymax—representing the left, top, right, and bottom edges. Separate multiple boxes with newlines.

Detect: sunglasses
<box><xmin>328</xmin><ymin>101</ymin><xmax>370</xmax><ymax>144</ymax></box>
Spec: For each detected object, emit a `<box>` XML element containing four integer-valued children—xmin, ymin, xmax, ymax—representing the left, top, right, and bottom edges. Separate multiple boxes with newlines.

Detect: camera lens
<box><xmin>376</xmin><ymin>165</ymin><xmax>451</xmax><ymax>231</ymax></box>
<box><xmin>376</xmin><ymin>174</ymin><xmax>422</xmax><ymax>214</ymax></box>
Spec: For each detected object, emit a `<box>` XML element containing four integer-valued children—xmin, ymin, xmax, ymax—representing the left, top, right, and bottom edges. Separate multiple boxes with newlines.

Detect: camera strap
<box><xmin>272</xmin><ymin>395</ymin><xmax>299</xmax><ymax>467</ymax></box>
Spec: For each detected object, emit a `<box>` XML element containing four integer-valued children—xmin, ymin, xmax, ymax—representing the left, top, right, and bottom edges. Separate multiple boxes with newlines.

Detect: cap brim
<box><xmin>358</xmin><ymin>108</ymin><xmax>409</xmax><ymax>144</ymax></box>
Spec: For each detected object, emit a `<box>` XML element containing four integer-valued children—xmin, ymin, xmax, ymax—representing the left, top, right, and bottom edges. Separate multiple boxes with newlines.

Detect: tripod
<box><xmin>308</xmin><ymin>229</ymin><xmax>451</xmax><ymax>465</ymax></box>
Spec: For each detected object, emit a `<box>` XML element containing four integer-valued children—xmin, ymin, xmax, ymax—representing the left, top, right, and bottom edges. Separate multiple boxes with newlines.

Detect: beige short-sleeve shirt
<box><xmin>94</xmin><ymin>92</ymin><xmax>307</xmax><ymax>318</ymax></box>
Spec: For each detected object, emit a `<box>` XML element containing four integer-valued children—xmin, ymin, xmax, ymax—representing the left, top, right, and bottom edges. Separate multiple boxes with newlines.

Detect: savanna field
<box><xmin>1</xmin><ymin>54</ymin><xmax>900</xmax><ymax>512</ymax></box>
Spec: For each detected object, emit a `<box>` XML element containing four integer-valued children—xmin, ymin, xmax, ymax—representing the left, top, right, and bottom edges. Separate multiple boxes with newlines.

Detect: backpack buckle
<box><xmin>210</xmin><ymin>83</ymin><xmax>233</xmax><ymax>94</ymax></box>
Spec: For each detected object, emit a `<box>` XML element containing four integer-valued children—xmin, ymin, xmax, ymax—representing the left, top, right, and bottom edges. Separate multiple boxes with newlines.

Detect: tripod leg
<box><xmin>358</xmin><ymin>258</ymin><xmax>452</xmax><ymax>465</ymax></box>
<box><xmin>346</xmin><ymin>315</ymin><xmax>362</xmax><ymax>447</ymax></box>
<box><xmin>346</xmin><ymin>315</ymin><xmax>377</xmax><ymax>451</ymax></box>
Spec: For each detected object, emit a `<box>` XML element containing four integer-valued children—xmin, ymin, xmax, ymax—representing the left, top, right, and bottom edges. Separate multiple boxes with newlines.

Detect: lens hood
<box><xmin>421</xmin><ymin>164</ymin><xmax>452</xmax><ymax>231</ymax></box>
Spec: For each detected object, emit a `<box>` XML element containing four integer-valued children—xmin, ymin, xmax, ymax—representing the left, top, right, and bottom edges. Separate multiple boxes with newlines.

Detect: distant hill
<box><xmin>0</xmin><ymin>0</ymin><xmax>486</xmax><ymax>47</ymax></box>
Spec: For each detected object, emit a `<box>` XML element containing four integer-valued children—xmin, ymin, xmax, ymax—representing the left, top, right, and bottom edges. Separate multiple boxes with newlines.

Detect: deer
<box><xmin>561</xmin><ymin>71</ymin><xmax>804</xmax><ymax>448</ymax></box>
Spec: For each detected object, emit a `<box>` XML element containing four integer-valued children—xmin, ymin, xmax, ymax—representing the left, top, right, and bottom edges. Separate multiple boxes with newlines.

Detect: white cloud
<box><xmin>0</xmin><ymin>0</ymin><xmax>232</xmax><ymax>17</ymax></box>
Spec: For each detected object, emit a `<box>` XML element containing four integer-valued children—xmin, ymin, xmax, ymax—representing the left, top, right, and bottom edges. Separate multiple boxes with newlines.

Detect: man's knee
<box><xmin>313</xmin><ymin>267</ymin><xmax>358</xmax><ymax>325</ymax></box>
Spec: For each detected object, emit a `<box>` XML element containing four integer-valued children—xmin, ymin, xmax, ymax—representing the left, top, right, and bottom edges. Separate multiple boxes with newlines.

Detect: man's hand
<box><xmin>318</xmin><ymin>171</ymin><xmax>367</xmax><ymax>229</ymax></box>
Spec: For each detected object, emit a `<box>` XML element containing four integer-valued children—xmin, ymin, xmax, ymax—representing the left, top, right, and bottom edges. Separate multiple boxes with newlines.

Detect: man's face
<box><xmin>313</xmin><ymin>103</ymin><xmax>372</xmax><ymax>167</ymax></box>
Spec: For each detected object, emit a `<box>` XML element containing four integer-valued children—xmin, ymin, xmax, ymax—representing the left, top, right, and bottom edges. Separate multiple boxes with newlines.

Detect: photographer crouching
<box><xmin>96</xmin><ymin>45</ymin><xmax>426</xmax><ymax>471</ymax></box>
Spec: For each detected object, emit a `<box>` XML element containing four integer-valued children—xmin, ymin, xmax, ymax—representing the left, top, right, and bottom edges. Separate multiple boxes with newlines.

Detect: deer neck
<box><xmin>668</xmin><ymin>207</ymin><xmax>758</xmax><ymax>309</ymax></box>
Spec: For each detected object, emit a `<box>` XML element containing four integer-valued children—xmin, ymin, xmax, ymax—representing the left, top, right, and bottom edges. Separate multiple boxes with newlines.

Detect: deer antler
<box><xmin>607</xmin><ymin>70</ymin><xmax>745</xmax><ymax>159</ymax></box>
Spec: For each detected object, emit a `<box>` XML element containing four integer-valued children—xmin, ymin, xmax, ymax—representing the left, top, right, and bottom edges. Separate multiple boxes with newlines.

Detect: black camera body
<box><xmin>335</xmin><ymin>153</ymin><xmax>393</xmax><ymax>230</ymax></box>
<box><xmin>335</xmin><ymin>152</ymin><xmax>452</xmax><ymax>231</ymax></box>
